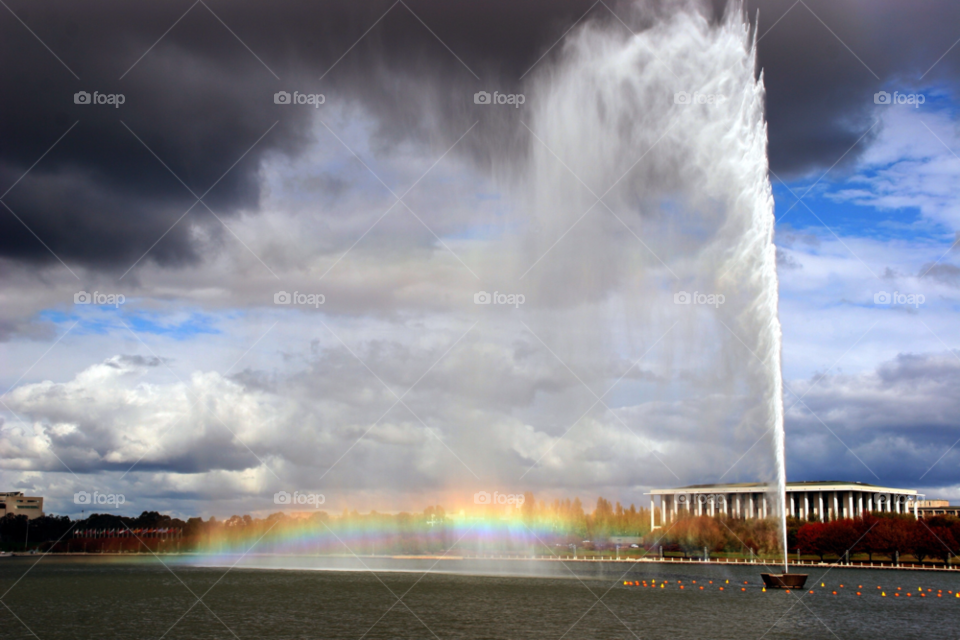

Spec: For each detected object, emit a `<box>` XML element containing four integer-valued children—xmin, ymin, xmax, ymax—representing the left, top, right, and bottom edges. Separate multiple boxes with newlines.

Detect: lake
<box><xmin>1</xmin><ymin>556</ymin><xmax>956</xmax><ymax>639</ymax></box>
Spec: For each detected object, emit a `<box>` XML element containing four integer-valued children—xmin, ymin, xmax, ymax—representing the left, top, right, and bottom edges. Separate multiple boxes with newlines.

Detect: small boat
<box><xmin>761</xmin><ymin>573</ymin><xmax>808</xmax><ymax>589</ymax></box>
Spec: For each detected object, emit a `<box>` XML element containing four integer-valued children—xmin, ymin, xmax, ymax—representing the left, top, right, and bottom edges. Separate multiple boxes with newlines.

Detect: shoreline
<box><xmin>6</xmin><ymin>552</ymin><xmax>957</xmax><ymax>572</ymax></box>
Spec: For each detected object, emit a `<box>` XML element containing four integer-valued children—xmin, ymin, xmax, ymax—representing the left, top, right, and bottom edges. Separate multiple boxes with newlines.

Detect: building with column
<box><xmin>648</xmin><ymin>481</ymin><xmax>920</xmax><ymax>529</ymax></box>
<box><xmin>0</xmin><ymin>492</ymin><xmax>44</xmax><ymax>520</ymax></box>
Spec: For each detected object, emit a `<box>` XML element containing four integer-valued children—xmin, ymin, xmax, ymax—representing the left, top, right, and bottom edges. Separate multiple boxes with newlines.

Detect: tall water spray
<box><xmin>521</xmin><ymin>2</ymin><xmax>788</xmax><ymax>570</ymax></box>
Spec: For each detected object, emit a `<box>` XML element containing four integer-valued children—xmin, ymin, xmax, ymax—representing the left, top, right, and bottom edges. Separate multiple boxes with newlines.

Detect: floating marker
<box><xmin>882</xmin><ymin>592</ymin><xmax>886</xmax><ymax>597</ymax></box>
<box><xmin>809</xmin><ymin>590</ymin><xmax>814</xmax><ymax>594</ymax></box>
<box><xmin>742</xmin><ymin>588</ymin><xmax>746</xmax><ymax>591</ymax></box>
<box><xmin>832</xmin><ymin>591</ymin><xmax>837</xmax><ymax>595</ymax></box>
<box><xmin>856</xmin><ymin>592</ymin><xmax>861</xmax><ymax>596</ymax></box>
<box><xmin>762</xmin><ymin>587</ymin><xmax>766</xmax><ymax>592</ymax></box>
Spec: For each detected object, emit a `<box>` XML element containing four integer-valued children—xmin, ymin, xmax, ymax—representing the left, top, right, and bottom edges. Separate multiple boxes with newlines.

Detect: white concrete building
<box><xmin>0</xmin><ymin>492</ymin><xmax>44</xmax><ymax>520</ymax></box>
<box><xmin>648</xmin><ymin>481</ymin><xmax>920</xmax><ymax>529</ymax></box>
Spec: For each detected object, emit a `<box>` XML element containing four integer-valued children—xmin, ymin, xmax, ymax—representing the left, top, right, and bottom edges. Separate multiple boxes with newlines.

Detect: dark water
<box><xmin>1</xmin><ymin>557</ymin><xmax>957</xmax><ymax>639</ymax></box>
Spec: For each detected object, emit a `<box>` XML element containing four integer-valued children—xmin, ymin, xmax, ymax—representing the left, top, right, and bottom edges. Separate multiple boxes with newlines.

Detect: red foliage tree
<box><xmin>797</xmin><ymin>521</ymin><xmax>827</xmax><ymax>561</ymax></box>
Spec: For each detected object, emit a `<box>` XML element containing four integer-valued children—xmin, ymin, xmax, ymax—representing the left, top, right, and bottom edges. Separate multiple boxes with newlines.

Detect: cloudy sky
<box><xmin>2</xmin><ymin>0</ymin><xmax>960</xmax><ymax>519</ymax></box>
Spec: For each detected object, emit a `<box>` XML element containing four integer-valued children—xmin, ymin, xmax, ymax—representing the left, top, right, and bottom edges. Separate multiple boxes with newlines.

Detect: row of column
<box><xmin>652</xmin><ymin>490</ymin><xmax>920</xmax><ymax>527</ymax></box>
<box><xmin>656</xmin><ymin>492</ymin><xmax>771</xmax><ymax>525</ymax></box>
<box><xmin>788</xmin><ymin>491</ymin><xmax>919</xmax><ymax>521</ymax></box>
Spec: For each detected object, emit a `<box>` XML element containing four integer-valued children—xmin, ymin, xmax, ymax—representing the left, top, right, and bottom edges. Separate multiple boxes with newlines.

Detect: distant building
<box><xmin>0</xmin><ymin>492</ymin><xmax>44</xmax><ymax>520</ymax></box>
<box><xmin>917</xmin><ymin>504</ymin><xmax>960</xmax><ymax>517</ymax></box>
<box><xmin>648</xmin><ymin>481</ymin><xmax>921</xmax><ymax>529</ymax></box>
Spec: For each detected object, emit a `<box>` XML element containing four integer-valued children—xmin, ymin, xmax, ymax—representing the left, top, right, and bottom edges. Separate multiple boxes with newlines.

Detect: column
<box><xmin>914</xmin><ymin>498</ymin><xmax>918</xmax><ymax>519</ymax></box>
<box><xmin>723</xmin><ymin>494</ymin><xmax>728</xmax><ymax>516</ymax></box>
<box><xmin>818</xmin><ymin>493</ymin><xmax>824</xmax><ymax>522</ymax></box>
<box><xmin>748</xmin><ymin>494</ymin><xmax>754</xmax><ymax>519</ymax></box>
<box><xmin>858</xmin><ymin>492</ymin><xmax>863</xmax><ymax>517</ymax></box>
<box><xmin>651</xmin><ymin>498</ymin><xmax>656</xmax><ymax>529</ymax></box>
<box><xmin>849</xmin><ymin>493</ymin><xmax>854</xmax><ymax>519</ymax></box>
<box><xmin>832</xmin><ymin>493</ymin><xmax>838</xmax><ymax>521</ymax></box>
<box><xmin>867</xmin><ymin>493</ymin><xmax>873</xmax><ymax>513</ymax></box>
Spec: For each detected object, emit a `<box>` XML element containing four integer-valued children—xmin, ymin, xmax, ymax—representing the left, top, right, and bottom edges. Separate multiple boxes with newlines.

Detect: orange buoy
<box><xmin>720</xmin><ymin>587</ymin><xmax>725</xmax><ymax>591</ymax></box>
<box><xmin>895</xmin><ymin>593</ymin><xmax>899</xmax><ymax>597</ymax></box>
<box><xmin>809</xmin><ymin>590</ymin><xmax>814</xmax><ymax>594</ymax></box>
<box><xmin>699</xmin><ymin>586</ymin><xmax>704</xmax><ymax>590</ymax></box>
<box><xmin>741</xmin><ymin>587</ymin><xmax>746</xmax><ymax>591</ymax></box>
<box><xmin>680</xmin><ymin>586</ymin><xmax>684</xmax><ymax>590</ymax></box>
<box><xmin>856</xmin><ymin>592</ymin><xmax>861</xmax><ymax>596</ymax></box>
<box><xmin>832</xmin><ymin>591</ymin><xmax>837</xmax><ymax>595</ymax></box>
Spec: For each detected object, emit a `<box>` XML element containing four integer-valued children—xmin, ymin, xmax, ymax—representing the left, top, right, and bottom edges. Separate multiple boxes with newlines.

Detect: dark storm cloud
<box><xmin>785</xmin><ymin>351</ymin><xmax>960</xmax><ymax>492</ymax></box>
<box><xmin>2</xmin><ymin>0</ymin><xmax>959</xmax><ymax>270</ymax></box>
<box><xmin>744</xmin><ymin>0</ymin><xmax>960</xmax><ymax>176</ymax></box>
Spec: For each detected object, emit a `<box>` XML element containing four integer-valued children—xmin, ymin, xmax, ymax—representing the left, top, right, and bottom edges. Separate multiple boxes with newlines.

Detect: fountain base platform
<box><xmin>760</xmin><ymin>573</ymin><xmax>808</xmax><ymax>589</ymax></box>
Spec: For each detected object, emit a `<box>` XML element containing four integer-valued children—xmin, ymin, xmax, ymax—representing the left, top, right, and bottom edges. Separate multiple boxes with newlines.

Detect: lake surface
<box><xmin>1</xmin><ymin>556</ymin><xmax>957</xmax><ymax>639</ymax></box>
